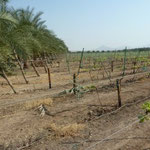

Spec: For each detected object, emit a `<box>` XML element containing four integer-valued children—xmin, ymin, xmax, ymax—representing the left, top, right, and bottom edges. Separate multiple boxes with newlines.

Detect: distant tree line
<box><xmin>74</xmin><ymin>47</ymin><xmax>150</xmax><ymax>53</ymax></box>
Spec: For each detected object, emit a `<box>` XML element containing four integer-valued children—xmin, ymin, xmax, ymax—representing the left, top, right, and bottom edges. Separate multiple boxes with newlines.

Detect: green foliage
<box><xmin>142</xmin><ymin>102</ymin><xmax>150</xmax><ymax>112</ymax></box>
<box><xmin>138</xmin><ymin>114</ymin><xmax>149</xmax><ymax>123</ymax></box>
<box><xmin>138</xmin><ymin>102</ymin><xmax>150</xmax><ymax>123</ymax></box>
<box><xmin>0</xmin><ymin>1</ymin><xmax>68</xmax><ymax>76</ymax></box>
<box><xmin>0</xmin><ymin>46</ymin><xmax>15</xmax><ymax>75</ymax></box>
<box><xmin>84</xmin><ymin>85</ymin><xmax>97</xmax><ymax>91</ymax></box>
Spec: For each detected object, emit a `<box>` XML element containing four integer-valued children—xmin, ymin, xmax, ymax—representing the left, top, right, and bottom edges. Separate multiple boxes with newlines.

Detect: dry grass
<box><xmin>24</xmin><ymin>98</ymin><xmax>53</xmax><ymax>110</ymax></box>
<box><xmin>32</xmin><ymin>74</ymin><xmax>47</xmax><ymax>84</ymax></box>
<box><xmin>49</xmin><ymin>123</ymin><xmax>85</xmax><ymax>137</ymax></box>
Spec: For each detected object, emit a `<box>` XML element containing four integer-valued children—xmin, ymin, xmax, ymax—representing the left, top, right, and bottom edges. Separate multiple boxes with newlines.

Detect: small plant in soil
<box><xmin>138</xmin><ymin>102</ymin><xmax>150</xmax><ymax>123</ymax></box>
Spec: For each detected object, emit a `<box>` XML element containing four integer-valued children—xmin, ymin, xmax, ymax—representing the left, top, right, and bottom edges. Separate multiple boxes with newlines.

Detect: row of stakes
<box><xmin>72</xmin><ymin>73</ymin><xmax>122</xmax><ymax>108</ymax></box>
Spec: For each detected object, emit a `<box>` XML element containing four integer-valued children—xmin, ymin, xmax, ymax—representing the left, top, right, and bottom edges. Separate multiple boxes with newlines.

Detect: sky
<box><xmin>9</xmin><ymin>0</ymin><xmax>150</xmax><ymax>51</ymax></box>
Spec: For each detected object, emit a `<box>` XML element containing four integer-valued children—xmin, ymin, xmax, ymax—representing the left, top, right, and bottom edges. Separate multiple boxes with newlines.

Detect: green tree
<box><xmin>0</xmin><ymin>1</ymin><xmax>68</xmax><ymax>92</ymax></box>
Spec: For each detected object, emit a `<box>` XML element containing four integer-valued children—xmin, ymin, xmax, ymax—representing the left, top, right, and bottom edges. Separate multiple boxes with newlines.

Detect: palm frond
<box><xmin>0</xmin><ymin>11</ymin><xmax>18</xmax><ymax>24</ymax></box>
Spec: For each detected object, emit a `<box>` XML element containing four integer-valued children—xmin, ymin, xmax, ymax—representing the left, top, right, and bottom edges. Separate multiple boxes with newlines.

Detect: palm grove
<box><xmin>0</xmin><ymin>0</ymin><xmax>68</xmax><ymax>93</ymax></box>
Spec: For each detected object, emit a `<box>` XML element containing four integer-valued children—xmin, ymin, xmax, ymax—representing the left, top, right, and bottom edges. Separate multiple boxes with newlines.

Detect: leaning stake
<box><xmin>48</xmin><ymin>68</ymin><xmax>51</xmax><ymax>89</ymax></box>
<box><xmin>116</xmin><ymin>79</ymin><xmax>122</xmax><ymax>107</ymax></box>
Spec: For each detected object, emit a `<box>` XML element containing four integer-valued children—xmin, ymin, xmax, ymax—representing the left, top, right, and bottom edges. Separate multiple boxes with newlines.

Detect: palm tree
<box><xmin>0</xmin><ymin>0</ymin><xmax>18</xmax><ymax>93</ymax></box>
<box><xmin>0</xmin><ymin>1</ymin><xmax>68</xmax><ymax>92</ymax></box>
<box><xmin>12</xmin><ymin>7</ymin><xmax>68</xmax><ymax>69</ymax></box>
<box><xmin>11</xmin><ymin>7</ymin><xmax>46</xmax><ymax>74</ymax></box>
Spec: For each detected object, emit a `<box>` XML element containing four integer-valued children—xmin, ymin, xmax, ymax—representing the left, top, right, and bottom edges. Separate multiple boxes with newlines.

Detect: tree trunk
<box><xmin>42</xmin><ymin>60</ymin><xmax>47</xmax><ymax>73</ymax></box>
<box><xmin>23</xmin><ymin>61</ymin><xmax>29</xmax><ymax>69</ymax></box>
<box><xmin>13</xmin><ymin>49</ymin><xmax>29</xmax><ymax>84</ymax></box>
<box><xmin>2</xmin><ymin>70</ymin><xmax>17</xmax><ymax>94</ymax></box>
<box><xmin>31</xmin><ymin>61</ymin><xmax>40</xmax><ymax>77</ymax></box>
<box><xmin>44</xmin><ymin>59</ymin><xmax>49</xmax><ymax>70</ymax></box>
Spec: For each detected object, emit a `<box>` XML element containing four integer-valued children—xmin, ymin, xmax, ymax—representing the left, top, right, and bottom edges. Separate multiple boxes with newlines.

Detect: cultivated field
<box><xmin>1</xmin><ymin>51</ymin><xmax>150</xmax><ymax>150</ymax></box>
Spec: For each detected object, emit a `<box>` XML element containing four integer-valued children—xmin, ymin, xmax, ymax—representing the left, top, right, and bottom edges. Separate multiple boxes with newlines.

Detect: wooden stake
<box><xmin>111</xmin><ymin>61</ymin><xmax>114</xmax><ymax>72</ymax></box>
<box><xmin>102</xmin><ymin>69</ymin><xmax>105</xmax><ymax>79</ymax></box>
<box><xmin>77</xmin><ymin>48</ymin><xmax>84</xmax><ymax>75</ymax></box>
<box><xmin>66</xmin><ymin>53</ymin><xmax>70</xmax><ymax>74</ymax></box>
<box><xmin>116</xmin><ymin>79</ymin><xmax>122</xmax><ymax>107</ymax></box>
<box><xmin>2</xmin><ymin>70</ymin><xmax>17</xmax><ymax>94</ymax></box>
<box><xmin>31</xmin><ymin>61</ymin><xmax>40</xmax><ymax>77</ymax></box>
<box><xmin>48</xmin><ymin>68</ymin><xmax>51</xmax><ymax>89</ymax></box>
<box><xmin>122</xmin><ymin>47</ymin><xmax>127</xmax><ymax>76</ymax></box>
<box><xmin>73</xmin><ymin>73</ymin><xmax>76</xmax><ymax>94</ymax></box>
<box><xmin>133</xmin><ymin>61</ymin><xmax>136</xmax><ymax>74</ymax></box>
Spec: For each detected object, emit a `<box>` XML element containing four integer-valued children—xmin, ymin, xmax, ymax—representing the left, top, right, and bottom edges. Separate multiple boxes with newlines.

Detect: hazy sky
<box><xmin>9</xmin><ymin>0</ymin><xmax>150</xmax><ymax>51</ymax></box>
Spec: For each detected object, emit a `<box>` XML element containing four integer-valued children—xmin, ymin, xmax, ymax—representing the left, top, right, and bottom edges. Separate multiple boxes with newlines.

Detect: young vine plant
<box><xmin>138</xmin><ymin>102</ymin><xmax>150</xmax><ymax>123</ymax></box>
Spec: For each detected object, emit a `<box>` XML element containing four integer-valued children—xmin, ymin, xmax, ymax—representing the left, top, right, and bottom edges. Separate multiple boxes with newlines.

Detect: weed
<box><xmin>24</xmin><ymin>98</ymin><xmax>53</xmax><ymax>110</ymax></box>
<box><xmin>49</xmin><ymin>123</ymin><xmax>85</xmax><ymax>137</ymax></box>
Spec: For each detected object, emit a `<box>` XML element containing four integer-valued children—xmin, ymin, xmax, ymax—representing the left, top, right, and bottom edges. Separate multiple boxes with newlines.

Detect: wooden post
<box><xmin>31</xmin><ymin>61</ymin><xmax>40</xmax><ymax>77</ymax></box>
<box><xmin>73</xmin><ymin>73</ymin><xmax>76</xmax><ymax>94</ymax></box>
<box><xmin>77</xmin><ymin>48</ymin><xmax>84</xmax><ymax>75</ymax></box>
<box><xmin>66</xmin><ymin>53</ymin><xmax>70</xmax><ymax>74</ymax></box>
<box><xmin>116</xmin><ymin>79</ymin><xmax>122</xmax><ymax>107</ymax></box>
<box><xmin>2</xmin><ymin>70</ymin><xmax>17</xmax><ymax>94</ymax></box>
<box><xmin>48</xmin><ymin>68</ymin><xmax>51</xmax><ymax>89</ymax></box>
<box><xmin>122</xmin><ymin>47</ymin><xmax>127</xmax><ymax>76</ymax></box>
<box><xmin>111</xmin><ymin>61</ymin><xmax>114</xmax><ymax>72</ymax></box>
<box><xmin>133</xmin><ymin>61</ymin><xmax>136</xmax><ymax>74</ymax></box>
<box><xmin>102</xmin><ymin>69</ymin><xmax>105</xmax><ymax>79</ymax></box>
